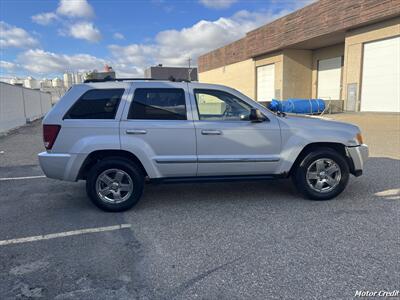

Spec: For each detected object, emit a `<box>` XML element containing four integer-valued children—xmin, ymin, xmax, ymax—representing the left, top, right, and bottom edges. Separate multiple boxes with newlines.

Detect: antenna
<box><xmin>187</xmin><ymin>57</ymin><xmax>192</xmax><ymax>82</ymax></box>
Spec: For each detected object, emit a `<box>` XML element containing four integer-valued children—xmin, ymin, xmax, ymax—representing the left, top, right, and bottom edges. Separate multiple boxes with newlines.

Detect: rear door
<box><xmin>53</xmin><ymin>83</ymin><xmax>128</xmax><ymax>155</ymax></box>
<box><xmin>120</xmin><ymin>82</ymin><xmax>197</xmax><ymax>178</ymax></box>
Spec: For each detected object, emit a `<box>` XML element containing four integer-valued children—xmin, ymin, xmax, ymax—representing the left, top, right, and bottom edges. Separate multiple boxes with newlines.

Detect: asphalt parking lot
<box><xmin>0</xmin><ymin>113</ymin><xmax>399</xmax><ymax>299</ymax></box>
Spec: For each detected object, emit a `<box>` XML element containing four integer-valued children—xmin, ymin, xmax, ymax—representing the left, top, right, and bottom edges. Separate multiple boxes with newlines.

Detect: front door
<box><xmin>189</xmin><ymin>87</ymin><xmax>281</xmax><ymax>176</ymax></box>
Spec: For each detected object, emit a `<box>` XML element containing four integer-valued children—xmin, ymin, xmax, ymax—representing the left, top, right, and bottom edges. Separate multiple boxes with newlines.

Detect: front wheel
<box><xmin>293</xmin><ymin>148</ymin><xmax>349</xmax><ymax>200</ymax></box>
<box><xmin>86</xmin><ymin>157</ymin><xmax>144</xmax><ymax>212</ymax></box>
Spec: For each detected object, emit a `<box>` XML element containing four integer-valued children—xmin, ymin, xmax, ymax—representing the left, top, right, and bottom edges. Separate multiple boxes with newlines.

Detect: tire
<box><xmin>292</xmin><ymin>147</ymin><xmax>349</xmax><ymax>201</ymax></box>
<box><xmin>86</xmin><ymin>157</ymin><xmax>144</xmax><ymax>212</ymax></box>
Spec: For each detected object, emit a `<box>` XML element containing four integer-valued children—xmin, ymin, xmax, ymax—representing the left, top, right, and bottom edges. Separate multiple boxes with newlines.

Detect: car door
<box><xmin>120</xmin><ymin>82</ymin><xmax>197</xmax><ymax>178</ymax></box>
<box><xmin>189</xmin><ymin>84</ymin><xmax>281</xmax><ymax>176</ymax></box>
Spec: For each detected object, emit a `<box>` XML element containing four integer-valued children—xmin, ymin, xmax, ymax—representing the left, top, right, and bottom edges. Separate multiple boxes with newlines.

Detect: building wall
<box><xmin>342</xmin><ymin>17</ymin><xmax>400</xmax><ymax>110</ymax></box>
<box><xmin>200</xmin><ymin>50</ymin><xmax>313</xmax><ymax>101</ymax></box>
<box><xmin>199</xmin><ymin>0</ymin><xmax>400</xmax><ymax>73</ymax></box>
<box><xmin>198</xmin><ymin>59</ymin><xmax>256</xmax><ymax>99</ymax></box>
<box><xmin>255</xmin><ymin>51</ymin><xmax>283</xmax><ymax>100</ymax></box>
<box><xmin>282</xmin><ymin>49</ymin><xmax>313</xmax><ymax>99</ymax></box>
<box><xmin>198</xmin><ymin>17</ymin><xmax>400</xmax><ymax>109</ymax></box>
<box><xmin>145</xmin><ymin>66</ymin><xmax>198</xmax><ymax>81</ymax></box>
<box><xmin>311</xmin><ymin>44</ymin><xmax>345</xmax><ymax>98</ymax></box>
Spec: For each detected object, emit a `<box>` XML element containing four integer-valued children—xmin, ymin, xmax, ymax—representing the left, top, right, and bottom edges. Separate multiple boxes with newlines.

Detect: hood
<box><xmin>283</xmin><ymin>113</ymin><xmax>359</xmax><ymax>129</ymax></box>
<box><xmin>277</xmin><ymin>114</ymin><xmax>362</xmax><ymax>146</ymax></box>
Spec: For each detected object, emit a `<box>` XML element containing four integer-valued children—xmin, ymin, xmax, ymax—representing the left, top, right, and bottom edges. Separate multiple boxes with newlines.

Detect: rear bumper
<box><xmin>346</xmin><ymin>144</ymin><xmax>369</xmax><ymax>176</ymax></box>
<box><xmin>38</xmin><ymin>152</ymin><xmax>86</xmax><ymax>181</ymax></box>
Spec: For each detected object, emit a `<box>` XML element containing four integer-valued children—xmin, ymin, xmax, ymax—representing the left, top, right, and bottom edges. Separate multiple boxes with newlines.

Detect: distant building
<box><xmin>23</xmin><ymin>76</ymin><xmax>40</xmax><ymax>89</ymax></box>
<box><xmin>10</xmin><ymin>77</ymin><xmax>24</xmax><ymax>86</ymax></box>
<box><xmin>63</xmin><ymin>73</ymin><xmax>73</xmax><ymax>89</ymax></box>
<box><xmin>40</xmin><ymin>78</ymin><xmax>53</xmax><ymax>88</ymax></box>
<box><xmin>74</xmin><ymin>73</ymin><xmax>83</xmax><ymax>84</ymax></box>
<box><xmin>85</xmin><ymin>65</ymin><xmax>116</xmax><ymax>81</ymax></box>
<box><xmin>52</xmin><ymin>77</ymin><xmax>63</xmax><ymax>88</ymax></box>
<box><xmin>144</xmin><ymin>65</ymin><xmax>198</xmax><ymax>81</ymax></box>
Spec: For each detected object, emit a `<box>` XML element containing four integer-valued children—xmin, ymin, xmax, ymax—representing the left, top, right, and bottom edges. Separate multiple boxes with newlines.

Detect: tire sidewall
<box><xmin>294</xmin><ymin>148</ymin><xmax>349</xmax><ymax>200</ymax></box>
<box><xmin>86</xmin><ymin>158</ymin><xmax>144</xmax><ymax>212</ymax></box>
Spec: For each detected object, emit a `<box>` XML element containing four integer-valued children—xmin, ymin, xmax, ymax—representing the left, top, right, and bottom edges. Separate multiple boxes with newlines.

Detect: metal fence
<box><xmin>0</xmin><ymin>82</ymin><xmax>52</xmax><ymax>134</ymax></box>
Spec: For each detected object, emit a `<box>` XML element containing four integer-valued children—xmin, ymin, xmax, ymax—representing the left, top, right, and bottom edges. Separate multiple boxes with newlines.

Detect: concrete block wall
<box><xmin>0</xmin><ymin>82</ymin><xmax>52</xmax><ymax>134</ymax></box>
<box><xmin>22</xmin><ymin>88</ymin><xmax>43</xmax><ymax>122</ymax></box>
<box><xmin>40</xmin><ymin>93</ymin><xmax>52</xmax><ymax>114</ymax></box>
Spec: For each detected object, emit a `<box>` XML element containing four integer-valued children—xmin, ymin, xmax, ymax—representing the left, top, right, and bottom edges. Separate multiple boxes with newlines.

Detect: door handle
<box><xmin>201</xmin><ymin>129</ymin><xmax>222</xmax><ymax>135</ymax></box>
<box><xmin>126</xmin><ymin>129</ymin><xmax>147</xmax><ymax>135</ymax></box>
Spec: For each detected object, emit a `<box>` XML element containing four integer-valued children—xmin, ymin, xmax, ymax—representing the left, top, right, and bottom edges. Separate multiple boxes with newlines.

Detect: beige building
<box><xmin>198</xmin><ymin>0</ymin><xmax>400</xmax><ymax>112</ymax></box>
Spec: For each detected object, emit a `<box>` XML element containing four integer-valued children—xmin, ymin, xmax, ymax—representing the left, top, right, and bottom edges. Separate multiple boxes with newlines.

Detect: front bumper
<box><xmin>38</xmin><ymin>152</ymin><xmax>86</xmax><ymax>181</ymax></box>
<box><xmin>346</xmin><ymin>144</ymin><xmax>369</xmax><ymax>176</ymax></box>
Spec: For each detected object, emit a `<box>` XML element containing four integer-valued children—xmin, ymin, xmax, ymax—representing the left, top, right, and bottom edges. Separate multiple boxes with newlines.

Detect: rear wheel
<box><xmin>86</xmin><ymin>157</ymin><xmax>144</xmax><ymax>212</ymax></box>
<box><xmin>293</xmin><ymin>148</ymin><xmax>349</xmax><ymax>200</ymax></box>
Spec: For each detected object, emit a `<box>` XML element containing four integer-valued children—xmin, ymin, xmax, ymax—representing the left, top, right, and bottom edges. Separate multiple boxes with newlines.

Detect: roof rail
<box><xmin>83</xmin><ymin>77</ymin><xmax>191</xmax><ymax>83</ymax></box>
<box><xmin>83</xmin><ymin>78</ymin><xmax>156</xmax><ymax>83</ymax></box>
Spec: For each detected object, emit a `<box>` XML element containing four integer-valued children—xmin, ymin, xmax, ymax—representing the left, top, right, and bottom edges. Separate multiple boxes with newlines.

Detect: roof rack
<box><xmin>84</xmin><ymin>78</ymin><xmax>155</xmax><ymax>83</ymax></box>
<box><xmin>83</xmin><ymin>77</ymin><xmax>191</xmax><ymax>83</ymax></box>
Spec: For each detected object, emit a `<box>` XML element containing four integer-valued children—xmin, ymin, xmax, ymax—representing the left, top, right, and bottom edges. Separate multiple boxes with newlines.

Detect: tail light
<box><xmin>43</xmin><ymin>124</ymin><xmax>61</xmax><ymax>150</ymax></box>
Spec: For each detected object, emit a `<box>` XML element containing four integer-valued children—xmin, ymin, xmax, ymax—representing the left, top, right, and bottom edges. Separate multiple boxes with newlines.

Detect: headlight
<box><xmin>356</xmin><ymin>133</ymin><xmax>363</xmax><ymax>145</ymax></box>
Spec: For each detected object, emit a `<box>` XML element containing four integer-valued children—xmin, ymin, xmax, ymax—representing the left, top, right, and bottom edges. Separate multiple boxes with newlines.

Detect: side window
<box><xmin>64</xmin><ymin>89</ymin><xmax>124</xmax><ymax>119</ymax></box>
<box><xmin>194</xmin><ymin>89</ymin><xmax>252</xmax><ymax>121</ymax></box>
<box><xmin>128</xmin><ymin>88</ymin><xmax>187</xmax><ymax>120</ymax></box>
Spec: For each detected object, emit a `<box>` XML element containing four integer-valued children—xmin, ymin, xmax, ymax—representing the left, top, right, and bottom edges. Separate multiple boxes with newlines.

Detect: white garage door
<box><xmin>361</xmin><ymin>36</ymin><xmax>400</xmax><ymax>112</ymax></box>
<box><xmin>257</xmin><ymin>64</ymin><xmax>275</xmax><ymax>101</ymax></box>
<box><xmin>317</xmin><ymin>56</ymin><xmax>342</xmax><ymax>100</ymax></box>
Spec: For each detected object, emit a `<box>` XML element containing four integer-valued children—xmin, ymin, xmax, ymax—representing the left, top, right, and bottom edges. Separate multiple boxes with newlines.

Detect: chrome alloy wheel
<box><xmin>95</xmin><ymin>169</ymin><xmax>133</xmax><ymax>204</ymax></box>
<box><xmin>306</xmin><ymin>158</ymin><xmax>341</xmax><ymax>193</ymax></box>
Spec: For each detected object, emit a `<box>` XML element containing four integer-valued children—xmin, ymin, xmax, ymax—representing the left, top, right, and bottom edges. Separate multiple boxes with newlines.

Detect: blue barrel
<box><xmin>268</xmin><ymin>99</ymin><xmax>325</xmax><ymax>114</ymax></box>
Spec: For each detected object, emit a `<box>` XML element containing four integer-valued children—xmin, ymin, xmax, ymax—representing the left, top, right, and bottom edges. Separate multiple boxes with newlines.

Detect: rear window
<box><xmin>64</xmin><ymin>89</ymin><xmax>124</xmax><ymax>119</ymax></box>
<box><xmin>128</xmin><ymin>88</ymin><xmax>187</xmax><ymax>120</ymax></box>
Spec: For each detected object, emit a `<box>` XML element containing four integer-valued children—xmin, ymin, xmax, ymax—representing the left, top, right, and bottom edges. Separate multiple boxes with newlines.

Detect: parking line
<box><xmin>0</xmin><ymin>175</ymin><xmax>46</xmax><ymax>181</ymax></box>
<box><xmin>0</xmin><ymin>224</ymin><xmax>132</xmax><ymax>246</ymax></box>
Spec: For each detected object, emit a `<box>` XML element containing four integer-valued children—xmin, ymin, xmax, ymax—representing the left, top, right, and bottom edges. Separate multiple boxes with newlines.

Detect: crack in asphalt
<box><xmin>164</xmin><ymin>254</ymin><xmax>246</xmax><ymax>300</ymax></box>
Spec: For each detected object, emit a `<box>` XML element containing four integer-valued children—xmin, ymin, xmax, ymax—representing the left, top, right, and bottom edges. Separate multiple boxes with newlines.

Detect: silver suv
<box><xmin>38</xmin><ymin>79</ymin><xmax>368</xmax><ymax>211</ymax></box>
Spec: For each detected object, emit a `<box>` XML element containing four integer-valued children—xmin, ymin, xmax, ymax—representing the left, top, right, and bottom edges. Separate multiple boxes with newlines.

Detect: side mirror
<box><xmin>249</xmin><ymin>108</ymin><xmax>266</xmax><ymax>122</ymax></box>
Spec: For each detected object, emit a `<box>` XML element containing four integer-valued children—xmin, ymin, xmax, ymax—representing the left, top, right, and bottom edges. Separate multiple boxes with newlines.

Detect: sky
<box><xmin>0</xmin><ymin>0</ymin><xmax>313</xmax><ymax>79</ymax></box>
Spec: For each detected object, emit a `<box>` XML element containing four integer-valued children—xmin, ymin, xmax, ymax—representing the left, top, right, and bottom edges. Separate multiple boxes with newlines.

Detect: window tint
<box><xmin>64</xmin><ymin>89</ymin><xmax>124</xmax><ymax>119</ymax></box>
<box><xmin>194</xmin><ymin>89</ymin><xmax>252</xmax><ymax>121</ymax></box>
<box><xmin>128</xmin><ymin>88</ymin><xmax>186</xmax><ymax>120</ymax></box>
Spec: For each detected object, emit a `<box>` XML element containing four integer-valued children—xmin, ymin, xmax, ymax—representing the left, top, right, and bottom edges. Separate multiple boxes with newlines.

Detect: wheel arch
<box><xmin>289</xmin><ymin>142</ymin><xmax>354</xmax><ymax>176</ymax></box>
<box><xmin>78</xmin><ymin>149</ymin><xmax>149</xmax><ymax>180</ymax></box>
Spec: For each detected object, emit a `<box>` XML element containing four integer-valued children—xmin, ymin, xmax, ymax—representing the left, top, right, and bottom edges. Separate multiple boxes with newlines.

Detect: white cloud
<box><xmin>57</xmin><ymin>0</ymin><xmax>94</xmax><ymax>18</ymax></box>
<box><xmin>31</xmin><ymin>0</ymin><xmax>100</xmax><ymax>42</ymax></box>
<box><xmin>108</xmin><ymin>44</ymin><xmax>157</xmax><ymax>66</ymax></box>
<box><xmin>0</xmin><ymin>21</ymin><xmax>39</xmax><ymax>48</ymax></box>
<box><xmin>108</xmin><ymin>9</ymin><xmax>288</xmax><ymax>70</ymax></box>
<box><xmin>7</xmin><ymin>4</ymin><xmax>310</xmax><ymax>78</ymax></box>
<box><xmin>16</xmin><ymin>49</ymin><xmax>107</xmax><ymax>74</ymax></box>
<box><xmin>32</xmin><ymin>12</ymin><xmax>58</xmax><ymax>25</ymax></box>
<box><xmin>67</xmin><ymin>22</ymin><xmax>101</xmax><ymax>42</ymax></box>
<box><xmin>112</xmin><ymin>63</ymin><xmax>143</xmax><ymax>78</ymax></box>
<box><xmin>199</xmin><ymin>0</ymin><xmax>237</xmax><ymax>9</ymax></box>
<box><xmin>13</xmin><ymin>48</ymin><xmax>142</xmax><ymax>77</ymax></box>
<box><xmin>113</xmin><ymin>32</ymin><xmax>125</xmax><ymax>40</ymax></box>
<box><xmin>0</xmin><ymin>60</ymin><xmax>17</xmax><ymax>71</ymax></box>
